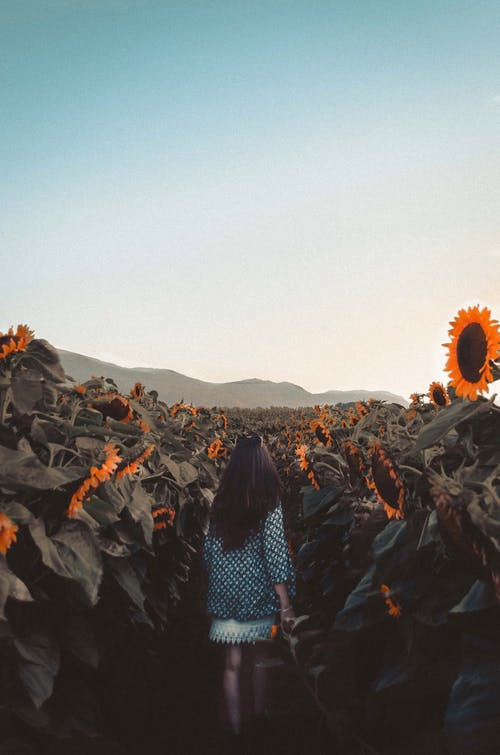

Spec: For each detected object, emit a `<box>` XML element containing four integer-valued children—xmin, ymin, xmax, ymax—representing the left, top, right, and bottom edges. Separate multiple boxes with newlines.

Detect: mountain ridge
<box><xmin>57</xmin><ymin>348</ymin><xmax>408</xmax><ymax>408</ymax></box>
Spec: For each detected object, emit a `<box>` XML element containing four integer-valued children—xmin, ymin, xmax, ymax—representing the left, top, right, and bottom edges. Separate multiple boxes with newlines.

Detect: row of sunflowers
<box><xmin>0</xmin><ymin>304</ymin><xmax>498</xmax><ymax>753</ymax></box>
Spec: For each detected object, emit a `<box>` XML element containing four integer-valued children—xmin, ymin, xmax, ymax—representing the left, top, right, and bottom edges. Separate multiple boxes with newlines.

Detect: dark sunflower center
<box><xmin>0</xmin><ymin>335</ymin><xmax>20</xmax><ymax>347</ymax></box>
<box><xmin>432</xmin><ymin>387</ymin><xmax>447</xmax><ymax>406</ymax></box>
<box><xmin>373</xmin><ymin>457</ymin><xmax>400</xmax><ymax>509</ymax></box>
<box><xmin>457</xmin><ymin>322</ymin><xmax>487</xmax><ymax>382</ymax></box>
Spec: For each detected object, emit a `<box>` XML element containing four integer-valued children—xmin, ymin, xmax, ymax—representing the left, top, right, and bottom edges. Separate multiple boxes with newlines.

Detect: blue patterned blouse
<box><xmin>202</xmin><ymin>501</ymin><xmax>296</xmax><ymax>621</ymax></box>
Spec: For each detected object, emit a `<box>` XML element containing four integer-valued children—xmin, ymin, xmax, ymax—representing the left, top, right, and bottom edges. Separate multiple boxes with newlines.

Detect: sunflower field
<box><xmin>0</xmin><ymin>305</ymin><xmax>499</xmax><ymax>754</ymax></box>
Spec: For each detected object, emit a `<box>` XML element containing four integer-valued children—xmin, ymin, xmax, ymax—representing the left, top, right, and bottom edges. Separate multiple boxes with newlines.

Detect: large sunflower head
<box><xmin>342</xmin><ymin>440</ymin><xmax>366</xmax><ymax>483</ymax></box>
<box><xmin>366</xmin><ymin>442</ymin><xmax>405</xmax><ymax>520</ymax></box>
<box><xmin>443</xmin><ymin>305</ymin><xmax>500</xmax><ymax>400</ymax></box>
<box><xmin>91</xmin><ymin>394</ymin><xmax>134</xmax><ymax>422</ymax></box>
<box><xmin>428</xmin><ymin>381</ymin><xmax>450</xmax><ymax>408</ymax></box>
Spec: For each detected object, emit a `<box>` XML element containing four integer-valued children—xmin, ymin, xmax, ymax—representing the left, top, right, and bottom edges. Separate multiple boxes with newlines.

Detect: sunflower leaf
<box><xmin>0</xmin><ymin>446</ymin><xmax>81</xmax><ymax>492</ymax></box>
<box><xmin>29</xmin><ymin>519</ymin><xmax>103</xmax><ymax>607</ymax></box>
<box><xmin>412</xmin><ymin>399</ymin><xmax>491</xmax><ymax>452</ymax></box>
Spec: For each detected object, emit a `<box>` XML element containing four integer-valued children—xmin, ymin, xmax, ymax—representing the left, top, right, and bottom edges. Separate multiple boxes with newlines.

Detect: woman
<box><xmin>202</xmin><ymin>434</ymin><xmax>296</xmax><ymax>737</ymax></box>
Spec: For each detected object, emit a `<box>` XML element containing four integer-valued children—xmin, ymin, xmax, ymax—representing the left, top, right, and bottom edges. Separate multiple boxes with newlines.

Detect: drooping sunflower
<box><xmin>0</xmin><ymin>512</ymin><xmax>19</xmax><ymax>555</ymax></box>
<box><xmin>428</xmin><ymin>381</ymin><xmax>450</xmax><ymax>408</ymax></box>
<box><xmin>443</xmin><ymin>305</ymin><xmax>500</xmax><ymax>400</ymax></box>
<box><xmin>307</xmin><ymin>468</ymin><xmax>321</xmax><ymax>490</ymax></box>
<box><xmin>67</xmin><ymin>443</ymin><xmax>121</xmax><ymax>517</ymax></box>
<box><xmin>131</xmin><ymin>382</ymin><xmax>143</xmax><ymax>400</ymax></box>
<box><xmin>310</xmin><ymin>419</ymin><xmax>332</xmax><ymax>446</ymax></box>
<box><xmin>366</xmin><ymin>443</ymin><xmax>405</xmax><ymax>520</ymax></box>
<box><xmin>170</xmin><ymin>402</ymin><xmax>198</xmax><ymax>418</ymax></box>
<box><xmin>90</xmin><ymin>393</ymin><xmax>134</xmax><ymax>422</ymax></box>
<box><xmin>295</xmin><ymin>444</ymin><xmax>309</xmax><ymax>471</ymax></box>
<box><xmin>409</xmin><ymin>393</ymin><xmax>423</xmax><ymax>407</ymax></box>
<box><xmin>0</xmin><ymin>324</ymin><xmax>35</xmax><ymax>360</ymax></box>
<box><xmin>152</xmin><ymin>506</ymin><xmax>176</xmax><ymax>530</ymax></box>
<box><xmin>207</xmin><ymin>438</ymin><xmax>226</xmax><ymax>459</ymax></box>
<box><xmin>355</xmin><ymin>401</ymin><xmax>370</xmax><ymax>418</ymax></box>
<box><xmin>116</xmin><ymin>443</ymin><xmax>155</xmax><ymax>480</ymax></box>
<box><xmin>380</xmin><ymin>584</ymin><xmax>402</xmax><ymax>619</ymax></box>
<box><xmin>342</xmin><ymin>440</ymin><xmax>366</xmax><ymax>483</ymax></box>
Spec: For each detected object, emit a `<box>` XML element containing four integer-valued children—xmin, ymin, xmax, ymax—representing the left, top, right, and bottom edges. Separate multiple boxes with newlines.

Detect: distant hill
<box><xmin>57</xmin><ymin>349</ymin><xmax>408</xmax><ymax>408</ymax></box>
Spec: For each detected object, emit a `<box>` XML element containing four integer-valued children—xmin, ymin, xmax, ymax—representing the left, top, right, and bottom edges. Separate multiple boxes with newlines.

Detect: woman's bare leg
<box><xmin>223</xmin><ymin>643</ymin><xmax>243</xmax><ymax>735</ymax></box>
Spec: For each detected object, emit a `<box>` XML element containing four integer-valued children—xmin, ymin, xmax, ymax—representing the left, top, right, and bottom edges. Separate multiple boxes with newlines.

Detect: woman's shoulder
<box><xmin>261</xmin><ymin>498</ymin><xmax>282</xmax><ymax>526</ymax></box>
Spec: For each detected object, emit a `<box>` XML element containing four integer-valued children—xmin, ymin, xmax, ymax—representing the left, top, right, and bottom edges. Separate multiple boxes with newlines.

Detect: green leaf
<box><xmin>105</xmin><ymin>557</ymin><xmax>145</xmax><ymax>611</ymax></box>
<box><xmin>61</xmin><ymin>613</ymin><xmax>100</xmax><ymax>669</ymax></box>
<box><xmin>333</xmin><ymin>564</ymin><xmax>385</xmax><ymax>631</ymax></box>
<box><xmin>444</xmin><ymin>635</ymin><xmax>500</xmax><ymax>749</ymax></box>
<box><xmin>14</xmin><ymin>632</ymin><xmax>60</xmax><ymax>709</ymax></box>
<box><xmin>371</xmin><ymin>520</ymin><xmax>407</xmax><ymax>561</ymax></box>
<box><xmin>82</xmin><ymin>496</ymin><xmax>120</xmax><ymax>527</ymax></box>
<box><xmin>178</xmin><ymin>460</ymin><xmax>198</xmax><ymax>485</ymax></box>
<box><xmin>0</xmin><ymin>446</ymin><xmax>81</xmax><ymax>492</ymax></box>
<box><xmin>160</xmin><ymin>454</ymin><xmax>182</xmax><ymax>483</ymax></box>
<box><xmin>450</xmin><ymin>580</ymin><xmax>498</xmax><ymax>614</ymax></box>
<box><xmin>74</xmin><ymin>408</ymin><xmax>104</xmax><ymax>427</ymax></box>
<box><xmin>10</xmin><ymin>371</ymin><xmax>43</xmax><ymax>414</ymax></box>
<box><xmin>125</xmin><ymin>483</ymin><xmax>154</xmax><ymax>548</ymax></box>
<box><xmin>0</xmin><ymin>559</ymin><xmax>33</xmax><ymax>619</ymax></box>
<box><xmin>29</xmin><ymin>519</ymin><xmax>103</xmax><ymax>607</ymax></box>
<box><xmin>19</xmin><ymin>340</ymin><xmax>66</xmax><ymax>383</ymax></box>
<box><xmin>1</xmin><ymin>501</ymin><xmax>34</xmax><ymax>526</ymax></box>
<box><xmin>302</xmin><ymin>484</ymin><xmax>345</xmax><ymax>520</ymax></box>
<box><xmin>412</xmin><ymin>398</ymin><xmax>491</xmax><ymax>452</ymax></box>
<box><xmin>106</xmin><ymin>418</ymin><xmax>142</xmax><ymax>436</ymax></box>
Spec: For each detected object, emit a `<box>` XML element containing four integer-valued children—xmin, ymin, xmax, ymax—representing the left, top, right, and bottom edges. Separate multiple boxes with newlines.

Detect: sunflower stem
<box><xmin>398</xmin><ymin>464</ymin><xmax>423</xmax><ymax>476</ymax></box>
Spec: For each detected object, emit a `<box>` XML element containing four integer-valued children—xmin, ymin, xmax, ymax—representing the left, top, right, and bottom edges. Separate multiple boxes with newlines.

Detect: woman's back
<box><xmin>203</xmin><ymin>500</ymin><xmax>296</xmax><ymax>621</ymax></box>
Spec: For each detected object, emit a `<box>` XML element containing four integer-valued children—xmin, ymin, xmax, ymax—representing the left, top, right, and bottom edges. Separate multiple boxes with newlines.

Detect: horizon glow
<box><xmin>2</xmin><ymin>1</ymin><xmax>499</xmax><ymax>399</ymax></box>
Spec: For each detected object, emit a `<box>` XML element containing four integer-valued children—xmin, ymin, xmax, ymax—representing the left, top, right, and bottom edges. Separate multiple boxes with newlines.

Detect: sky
<box><xmin>1</xmin><ymin>0</ymin><xmax>499</xmax><ymax>400</ymax></box>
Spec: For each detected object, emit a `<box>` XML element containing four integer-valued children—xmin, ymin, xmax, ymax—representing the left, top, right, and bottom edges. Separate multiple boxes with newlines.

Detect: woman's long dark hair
<box><xmin>210</xmin><ymin>435</ymin><xmax>282</xmax><ymax>550</ymax></box>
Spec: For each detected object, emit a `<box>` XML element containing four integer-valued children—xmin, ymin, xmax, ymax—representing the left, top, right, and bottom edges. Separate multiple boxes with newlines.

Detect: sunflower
<box><xmin>428</xmin><ymin>381</ymin><xmax>450</xmax><ymax>408</ymax></box>
<box><xmin>207</xmin><ymin>438</ymin><xmax>226</xmax><ymax>459</ymax></box>
<box><xmin>67</xmin><ymin>443</ymin><xmax>121</xmax><ymax>517</ymax></box>
<box><xmin>380</xmin><ymin>584</ymin><xmax>402</xmax><ymax>619</ymax></box>
<box><xmin>443</xmin><ymin>305</ymin><xmax>500</xmax><ymax>400</ymax></box>
<box><xmin>131</xmin><ymin>382</ymin><xmax>143</xmax><ymax>400</ymax></box>
<box><xmin>90</xmin><ymin>394</ymin><xmax>134</xmax><ymax>422</ymax></box>
<box><xmin>152</xmin><ymin>506</ymin><xmax>176</xmax><ymax>529</ymax></box>
<box><xmin>170</xmin><ymin>402</ymin><xmax>198</xmax><ymax>418</ymax></box>
<box><xmin>116</xmin><ymin>443</ymin><xmax>155</xmax><ymax>480</ymax></box>
<box><xmin>311</xmin><ymin>419</ymin><xmax>332</xmax><ymax>446</ymax></box>
<box><xmin>355</xmin><ymin>401</ymin><xmax>369</xmax><ymax>418</ymax></box>
<box><xmin>295</xmin><ymin>444</ymin><xmax>309</xmax><ymax>471</ymax></box>
<box><xmin>409</xmin><ymin>393</ymin><xmax>423</xmax><ymax>406</ymax></box>
<box><xmin>0</xmin><ymin>512</ymin><xmax>19</xmax><ymax>555</ymax></box>
<box><xmin>0</xmin><ymin>324</ymin><xmax>35</xmax><ymax>360</ymax></box>
<box><xmin>136</xmin><ymin>418</ymin><xmax>151</xmax><ymax>433</ymax></box>
<box><xmin>307</xmin><ymin>468</ymin><xmax>321</xmax><ymax>490</ymax></box>
<box><xmin>342</xmin><ymin>440</ymin><xmax>365</xmax><ymax>482</ymax></box>
<box><xmin>366</xmin><ymin>443</ymin><xmax>405</xmax><ymax>520</ymax></box>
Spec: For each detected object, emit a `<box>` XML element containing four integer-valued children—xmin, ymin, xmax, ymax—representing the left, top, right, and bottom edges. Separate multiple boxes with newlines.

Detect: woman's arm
<box><xmin>274</xmin><ymin>582</ymin><xmax>292</xmax><ymax>610</ymax></box>
<box><xmin>274</xmin><ymin>581</ymin><xmax>296</xmax><ymax>631</ymax></box>
<box><xmin>262</xmin><ymin>502</ymin><xmax>297</xmax><ymax>629</ymax></box>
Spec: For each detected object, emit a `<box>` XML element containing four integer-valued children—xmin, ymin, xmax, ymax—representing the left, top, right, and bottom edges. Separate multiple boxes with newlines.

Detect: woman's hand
<box><xmin>279</xmin><ymin>605</ymin><xmax>296</xmax><ymax>635</ymax></box>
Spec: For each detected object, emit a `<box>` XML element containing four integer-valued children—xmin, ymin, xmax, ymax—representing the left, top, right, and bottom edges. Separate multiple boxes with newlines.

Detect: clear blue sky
<box><xmin>2</xmin><ymin>0</ymin><xmax>499</xmax><ymax>399</ymax></box>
